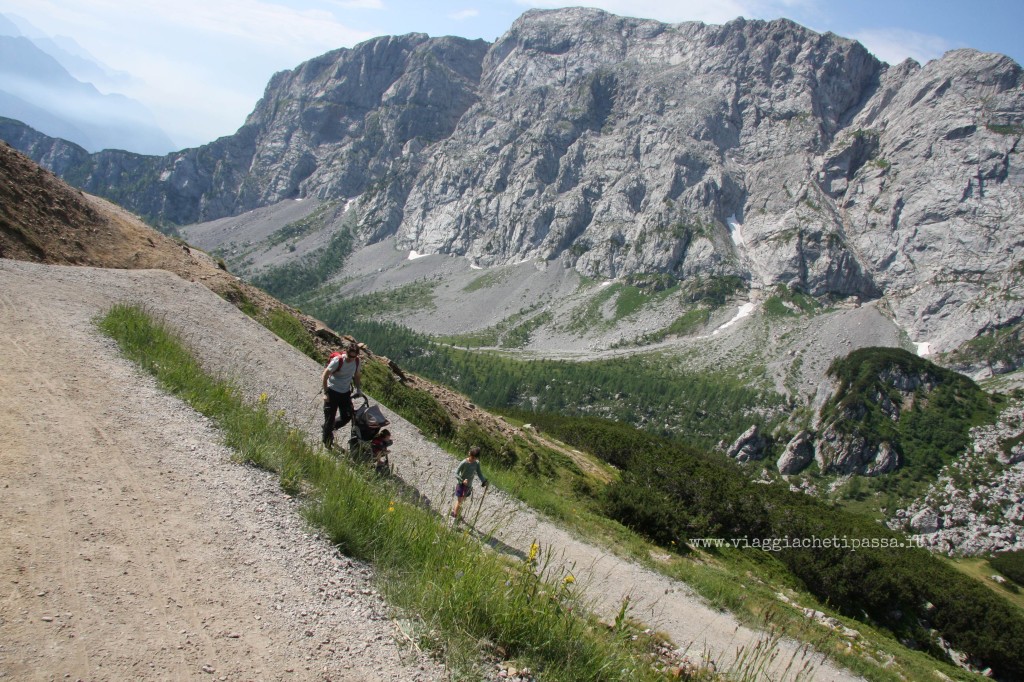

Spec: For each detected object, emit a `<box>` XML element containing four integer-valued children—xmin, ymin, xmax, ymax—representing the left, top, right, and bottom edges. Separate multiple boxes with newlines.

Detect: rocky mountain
<box><xmin>2</xmin><ymin>8</ymin><xmax>1023</xmax><ymax>371</ymax></box>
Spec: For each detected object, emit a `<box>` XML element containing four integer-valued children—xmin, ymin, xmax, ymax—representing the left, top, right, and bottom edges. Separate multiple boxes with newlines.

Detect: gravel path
<box><xmin>0</xmin><ymin>258</ymin><xmax>862</xmax><ymax>681</ymax></box>
<box><xmin>0</xmin><ymin>260</ymin><xmax>445</xmax><ymax>681</ymax></box>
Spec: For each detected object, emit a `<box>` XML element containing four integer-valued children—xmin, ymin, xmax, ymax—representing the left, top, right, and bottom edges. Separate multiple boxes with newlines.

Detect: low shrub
<box><xmin>990</xmin><ymin>549</ymin><xmax>1024</xmax><ymax>586</ymax></box>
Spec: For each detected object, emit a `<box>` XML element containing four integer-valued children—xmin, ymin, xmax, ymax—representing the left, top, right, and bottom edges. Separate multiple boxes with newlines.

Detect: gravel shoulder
<box><xmin>0</xmin><ymin>258</ymin><xmax>862</xmax><ymax>681</ymax></box>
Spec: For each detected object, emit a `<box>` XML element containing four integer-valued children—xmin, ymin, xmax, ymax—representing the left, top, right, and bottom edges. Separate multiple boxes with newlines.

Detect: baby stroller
<box><xmin>348</xmin><ymin>393</ymin><xmax>392</xmax><ymax>475</ymax></box>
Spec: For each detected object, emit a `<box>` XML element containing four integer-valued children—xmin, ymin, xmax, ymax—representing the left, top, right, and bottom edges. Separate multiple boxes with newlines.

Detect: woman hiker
<box><xmin>321</xmin><ymin>342</ymin><xmax>362</xmax><ymax>448</ymax></box>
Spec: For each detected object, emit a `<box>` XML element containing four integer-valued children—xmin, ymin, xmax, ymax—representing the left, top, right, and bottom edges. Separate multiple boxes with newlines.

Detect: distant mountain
<box><xmin>32</xmin><ymin>35</ymin><xmax>138</xmax><ymax>94</ymax></box>
<box><xmin>0</xmin><ymin>12</ymin><xmax>20</xmax><ymax>36</ymax></box>
<box><xmin>0</xmin><ymin>18</ymin><xmax>175</xmax><ymax>154</ymax></box>
<box><xmin>1</xmin><ymin>13</ymin><xmax>137</xmax><ymax>93</ymax></box>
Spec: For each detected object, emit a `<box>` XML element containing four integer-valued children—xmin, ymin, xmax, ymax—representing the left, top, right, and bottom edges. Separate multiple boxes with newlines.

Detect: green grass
<box><xmin>613</xmin><ymin>286</ymin><xmax>648</xmax><ymax>318</ymax></box>
<box><xmin>96</xmin><ymin>303</ymin><xmax>678</xmax><ymax>682</ymax></box>
<box><xmin>948</xmin><ymin>557</ymin><xmax>1024</xmax><ymax>612</ymax></box>
<box><xmin>314</xmin><ymin>280</ymin><xmax>438</xmax><ymax>318</ymax></box>
<box><xmin>502</xmin><ymin>311</ymin><xmax>553</xmax><ymax>348</ymax></box>
<box><xmin>763</xmin><ymin>285</ymin><xmax>820</xmax><ymax>319</ymax></box>
<box><xmin>436</xmin><ymin>307</ymin><xmax>552</xmax><ymax>349</ymax></box>
<box><xmin>567</xmin><ymin>283</ymin><xmax>621</xmax><ymax>333</ymax></box>
<box><xmin>566</xmin><ymin>282</ymin><xmax>681</xmax><ymax>336</ymax></box>
<box><xmin>464</xmin><ymin>269</ymin><xmax>511</xmax><ymax>293</ymax></box>
<box><xmin>619</xmin><ymin>308</ymin><xmax>710</xmax><ymax>347</ymax></box>
<box><xmin>986</xmin><ymin>124</ymin><xmax>1024</xmax><ymax>136</ymax></box>
<box><xmin>216</xmin><ymin>286</ymin><xmax>320</xmax><ymax>360</ymax></box>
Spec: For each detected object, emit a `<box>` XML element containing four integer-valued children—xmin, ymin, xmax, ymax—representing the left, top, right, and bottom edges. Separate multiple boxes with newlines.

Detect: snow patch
<box><xmin>600</xmin><ymin>281</ymin><xmax>614</xmax><ymax>287</ymax></box>
<box><xmin>916</xmin><ymin>341</ymin><xmax>932</xmax><ymax>357</ymax></box>
<box><xmin>408</xmin><ymin>250</ymin><xmax>429</xmax><ymax>260</ymax></box>
<box><xmin>713</xmin><ymin>302</ymin><xmax>756</xmax><ymax>335</ymax></box>
<box><xmin>727</xmin><ymin>214</ymin><xmax>745</xmax><ymax>246</ymax></box>
<box><xmin>344</xmin><ymin>198</ymin><xmax>357</xmax><ymax>212</ymax></box>
<box><xmin>469</xmin><ymin>263</ymin><xmax>483</xmax><ymax>270</ymax></box>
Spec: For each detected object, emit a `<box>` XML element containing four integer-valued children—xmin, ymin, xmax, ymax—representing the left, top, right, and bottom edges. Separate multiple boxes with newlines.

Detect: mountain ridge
<box><xmin>2</xmin><ymin>8</ymin><xmax>1022</xmax><ymax>373</ymax></box>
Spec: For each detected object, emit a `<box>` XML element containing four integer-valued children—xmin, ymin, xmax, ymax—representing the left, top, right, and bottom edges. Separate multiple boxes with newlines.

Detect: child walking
<box><xmin>371</xmin><ymin>428</ymin><xmax>393</xmax><ymax>470</ymax></box>
<box><xmin>451</xmin><ymin>446</ymin><xmax>488</xmax><ymax>522</ymax></box>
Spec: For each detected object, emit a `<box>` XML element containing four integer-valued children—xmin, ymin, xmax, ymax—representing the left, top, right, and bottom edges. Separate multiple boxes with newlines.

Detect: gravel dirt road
<box><xmin>0</xmin><ymin>258</ymin><xmax>861</xmax><ymax>681</ymax></box>
<box><xmin>0</xmin><ymin>260</ymin><xmax>445</xmax><ymax>681</ymax></box>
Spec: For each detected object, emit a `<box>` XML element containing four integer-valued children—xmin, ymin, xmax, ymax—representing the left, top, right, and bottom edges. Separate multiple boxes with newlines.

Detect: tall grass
<box><xmin>97</xmin><ymin>303</ymin><xmax>678</xmax><ymax>681</ymax></box>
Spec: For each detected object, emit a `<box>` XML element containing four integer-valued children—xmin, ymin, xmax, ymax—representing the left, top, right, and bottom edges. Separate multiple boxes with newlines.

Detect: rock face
<box><xmin>777</xmin><ymin>430</ymin><xmax>815</xmax><ymax>474</ymax></box>
<box><xmin>3</xmin><ymin>7</ymin><xmax>1023</xmax><ymax>364</ymax></box>
<box><xmin>727</xmin><ymin>425</ymin><xmax>768</xmax><ymax>463</ymax></box>
<box><xmin>0</xmin><ymin>33</ymin><xmax>490</xmax><ymax>228</ymax></box>
<box><xmin>814</xmin><ymin>422</ymin><xmax>901</xmax><ymax>476</ymax></box>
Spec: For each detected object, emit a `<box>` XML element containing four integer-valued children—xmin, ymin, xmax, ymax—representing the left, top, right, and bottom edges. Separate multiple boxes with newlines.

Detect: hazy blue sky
<box><xmin>1</xmin><ymin>0</ymin><xmax>1021</xmax><ymax>149</ymax></box>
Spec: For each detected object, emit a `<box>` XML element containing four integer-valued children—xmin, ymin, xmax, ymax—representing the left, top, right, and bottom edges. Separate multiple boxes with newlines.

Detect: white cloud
<box><xmin>450</xmin><ymin>8</ymin><xmax>480</xmax><ymax>21</ymax></box>
<box><xmin>134</xmin><ymin>0</ymin><xmax>369</xmax><ymax>56</ymax></box>
<box><xmin>850</xmin><ymin>27</ymin><xmax>952</xmax><ymax>65</ymax></box>
<box><xmin>0</xmin><ymin>0</ymin><xmax>378</xmax><ymax>145</ymax></box>
<box><xmin>329</xmin><ymin>0</ymin><xmax>384</xmax><ymax>8</ymax></box>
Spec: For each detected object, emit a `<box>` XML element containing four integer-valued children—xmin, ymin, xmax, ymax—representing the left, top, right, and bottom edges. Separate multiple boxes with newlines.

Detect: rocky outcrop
<box><xmin>807</xmin><ymin>347</ymin><xmax>993</xmax><ymax>478</ymax></box>
<box><xmin>909</xmin><ymin>508</ymin><xmax>942</xmax><ymax>534</ymax></box>
<box><xmin>727</xmin><ymin>425</ymin><xmax>768</xmax><ymax>463</ymax></box>
<box><xmin>889</xmin><ymin>400</ymin><xmax>1024</xmax><ymax>556</ymax></box>
<box><xmin>814</xmin><ymin>422</ymin><xmax>900</xmax><ymax>476</ymax></box>
<box><xmin>777</xmin><ymin>430</ymin><xmax>815</xmax><ymax>474</ymax></box>
<box><xmin>3</xmin><ymin>8</ymin><xmax>1023</xmax><ymax>365</ymax></box>
<box><xmin>396</xmin><ymin>11</ymin><xmax>883</xmax><ymax>302</ymax></box>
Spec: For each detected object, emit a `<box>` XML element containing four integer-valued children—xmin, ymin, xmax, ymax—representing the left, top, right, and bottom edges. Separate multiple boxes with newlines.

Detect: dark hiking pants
<box><xmin>322</xmin><ymin>389</ymin><xmax>354</xmax><ymax>446</ymax></box>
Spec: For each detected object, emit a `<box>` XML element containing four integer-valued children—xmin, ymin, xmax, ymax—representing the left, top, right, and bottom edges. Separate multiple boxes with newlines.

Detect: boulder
<box><xmin>862</xmin><ymin>442</ymin><xmax>901</xmax><ymax>476</ymax></box>
<box><xmin>777</xmin><ymin>431</ymin><xmax>815</xmax><ymax>475</ymax></box>
<box><xmin>727</xmin><ymin>425</ymin><xmax>768</xmax><ymax>463</ymax></box>
<box><xmin>910</xmin><ymin>508</ymin><xmax>942</xmax><ymax>534</ymax></box>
